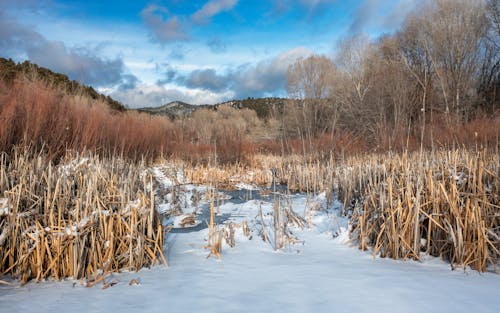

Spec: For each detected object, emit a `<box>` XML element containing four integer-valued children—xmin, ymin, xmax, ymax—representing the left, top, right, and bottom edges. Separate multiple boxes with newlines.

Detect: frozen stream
<box><xmin>1</xmin><ymin>174</ymin><xmax>499</xmax><ymax>313</ymax></box>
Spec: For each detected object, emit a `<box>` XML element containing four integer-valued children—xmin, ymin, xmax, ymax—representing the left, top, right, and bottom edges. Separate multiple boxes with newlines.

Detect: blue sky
<box><xmin>0</xmin><ymin>0</ymin><xmax>419</xmax><ymax>107</ymax></box>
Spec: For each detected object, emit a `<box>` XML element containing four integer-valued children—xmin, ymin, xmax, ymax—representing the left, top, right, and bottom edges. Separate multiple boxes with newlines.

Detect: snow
<box><xmin>168</xmin><ymin>213</ymin><xmax>202</xmax><ymax>229</ymax></box>
<box><xmin>151</xmin><ymin>165</ymin><xmax>185</xmax><ymax>188</ymax></box>
<box><xmin>0</xmin><ymin>197</ymin><xmax>10</xmax><ymax>216</ymax></box>
<box><xmin>234</xmin><ymin>182</ymin><xmax>260</xmax><ymax>190</ymax></box>
<box><xmin>1</xmin><ymin>180</ymin><xmax>499</xmax><ymax>313</ymax></box>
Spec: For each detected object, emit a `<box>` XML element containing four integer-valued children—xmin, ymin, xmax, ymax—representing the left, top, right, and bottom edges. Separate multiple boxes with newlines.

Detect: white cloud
<box><xmin>349</xmin><ymin>0</ymin><xmax>421</xmax><ymax>34</ymax></box>
<box><xmin>155</xmin><ymin>46</ymin><xmax>314</xmax><ymax>100</ymax></box>
<box><xmin>191</xmin><ymin>0</ymin><xmax>238</xmax><ymax>24</ymax></box>
<box><xmin>0</xmin><ymin>10</ymin><xmax>136</xmax><ymax>88</ymax></box>
<box><xmin>141</xmin><ymin>4</ymin><xmax>189</xmax><ymax>44</ymax></box>
<box><xmin>141</xmin><ymin>1</ymin><xmax>238</xmax><ymax>44</ymax></box>
<box><xmin>109</xmin><ymin>83</ymin><xmax>234</xmax><ymax>108</ymax></box>
<box><xmin>109</xmin><ymin>46</ymin><xmax>313</xmax><ymax>107</ymax></box>
<box><xmin>230</xmin><ymin>46</ymin><xmax>314</xmax><ymax>97</ymax></box>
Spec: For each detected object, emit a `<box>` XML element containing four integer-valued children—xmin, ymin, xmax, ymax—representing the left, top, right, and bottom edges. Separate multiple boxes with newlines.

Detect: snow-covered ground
<box><xmin>1</xmin><ymin>167</ymin><xmax>499</xmax><ymax>313</ymax></box>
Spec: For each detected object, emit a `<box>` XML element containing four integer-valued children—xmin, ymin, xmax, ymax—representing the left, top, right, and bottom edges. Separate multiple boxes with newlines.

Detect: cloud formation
<box><xmin>349</xmin><ymin>0</ymin><xmax>419</xmax><ymax>34</ymax></box>
<box><xmin>191</xmin><ymin>0</ymin><xmax>238</xmax><ymax>24</ymax></box>
<box><xmin>182</xmin><ymin>68</ymin><xmax>229</xmax><ymax>92</ymax></box>
<box><xmin>207</xmin><ymin>37</ymin><xmax>227</xmax><ymax>53</ymax></box>
<box><xmin>114</xmin><ymin>46</ymin><xmax>312</xmax><ymax>108</ymax></box>
<box><xmin>231</xmin><ymin>47</ymin><xmax>313</xmax><ymax>97</ymax></box>
<box><xmin>155</xmin><ymin>63</ymin><xmax>178</xmax><ymax>85</ymax></box>
<box><xmin>141</xmin><ymin>1</ymin><xmax>238</xmax><ymax>44</ymax></box>
<box><xmin>0</xmin><ymin>11</ymin><xmax>137</xmax><ymax>88</ymax></box>
<box><xmin>110</xmin><ymin>83</ymin><xmax>232</xmax><ymax>108</ymax></box>
<box><xmin>141</xmin><ymin>4</ymin><xmax>189</xmax><ymax>44</ymax></box>
<box><xmin>169</xmin><ymin>46</ymin><xmax>313</xmax><ymax>99</ymax></box>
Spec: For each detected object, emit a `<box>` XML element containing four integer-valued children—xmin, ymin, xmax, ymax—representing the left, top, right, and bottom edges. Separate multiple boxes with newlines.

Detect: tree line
<box><xmin>0</xmin><ymin>0</ymin><xmax>498</xmax><ymax>163</ymax></box>
<box><xmin>284</xmin><ymin>0</ymin><xmax>499</xmax><ymax>153</ymax></box>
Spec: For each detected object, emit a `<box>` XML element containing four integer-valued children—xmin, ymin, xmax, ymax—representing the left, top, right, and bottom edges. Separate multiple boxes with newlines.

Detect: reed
<box><xmin>167</xmin><ymin>148</ymin><xmax>499</xmax><ymax>271</ymax></box>
<box><xmin>181</xmin><ymin>153</ymin><xmax>335</xmax><ymax>196</ymax></box>
<box><xmin>0</xmin><ymin>147</ymin><xmax>166</xmax><ymax>284</ymax></box>
<box><xmin>341</xmin><ymin>149</ymin><xmax>499</xmax><ymax>272</ymax></box>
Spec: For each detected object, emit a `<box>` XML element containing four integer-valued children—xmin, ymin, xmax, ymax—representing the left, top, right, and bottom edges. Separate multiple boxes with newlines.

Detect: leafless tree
<box><xmin>408</xmin><ymin>0</ymin><xmax>488</xmax><ymax>120</ymax></box>
<box><xmin>479</xmin><ymin>0</ymin><xmax>500</xmax><ymax>113</ymax></box>
<box><xmin>333</xmin><ymin>34</ymin><xmax>383</xmax><ymax>141</ymax></box>
<box><xmin>286</xmin><ymin>55</ymin><xmax>336</xmax><ymax>151</ymax></box>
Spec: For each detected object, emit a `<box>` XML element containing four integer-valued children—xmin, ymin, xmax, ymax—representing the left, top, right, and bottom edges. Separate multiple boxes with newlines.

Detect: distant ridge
<box><xmin>137</xmin><ymin>101</ymin><xmax>213</xmax><ymax>119</ymax></box>
<box><xmin>137</xmin><ymin>97</ymin><xmax>289</xmax><ymax>119</ymax></box>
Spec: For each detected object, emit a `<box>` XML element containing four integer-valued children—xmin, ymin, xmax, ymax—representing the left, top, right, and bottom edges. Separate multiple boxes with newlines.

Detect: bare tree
<box><xmin>479</xmin><ymin>0</ymin><xmax>500</xmax><ymax>113</ymax></box>
<box><xmin>286</xmin><ymin>55</ymin><xmax>336</xmax><ymax>151</ymax></box>
<box><xmin>334</xmin><ymin>34</ymin><xmax>382</xmax><ymax>140</ymax></box>
<box><xmin>409</xmin><ymin>0</ymin><xmax>489</xmax><ymax>120</ymax></box>
<box><xmin>371</xmin><ymin>35</ymin><xmax>418</xmax><ymax>150</ymax></box>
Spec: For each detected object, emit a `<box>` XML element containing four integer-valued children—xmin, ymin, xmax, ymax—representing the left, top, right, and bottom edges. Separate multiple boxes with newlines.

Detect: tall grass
<box><xmin>0</xmin><ymin>76</ymin><xmax>177</xmax><ymax>161</ymax></box>
<box><xmin>1</xmin><ymin>70</ymin><xmax>498</xmax><ymax>277</ymax></box>
<box><xmin>0</xmin><ymin>148</ymin><xmax>166</xmax><ymax>284</ymax></box>
<box><xmin>1</xmin><ymin>74</ymin><xmax>498</xmax><ymax>165</ymax></box>
<box><xmin>172</xmin><ymin>149</ymin><xmax>499</xmax><ymax>271</ymax></box>
<box><xmin>339</xmin><ymin>149</ymin><xmax>499</xmax><ymax>272</ymax></box>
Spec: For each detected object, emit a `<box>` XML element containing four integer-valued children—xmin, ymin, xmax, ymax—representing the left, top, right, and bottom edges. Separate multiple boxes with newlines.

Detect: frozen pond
<box><xmin>1</xmin><ymin>172</ymin><xmax>499</xmax><ymax>313</ymax></box>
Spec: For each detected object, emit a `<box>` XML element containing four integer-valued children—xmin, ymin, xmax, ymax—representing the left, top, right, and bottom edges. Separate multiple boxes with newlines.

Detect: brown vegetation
<box><xmin>0</xmin><ymin>0</ymin><xmax>499</xmax><ymax>282</ymax></box>
<box><xmin>177</xmin><ymin>148</ymin><xmax>500</xmax><ymax>271</ymax></box>
<box><xmin>283</xmin><ymin>0</ymin><xmax>499</xmax><ymax>155</ymax></box>
<box><xmin>0</xmin><ymin>76</ymin><xmax>177</xmax><ymax>161</ymax></box>
<box><xmin>0</xmin><ymin>149</ymin><xmax>166</xmax><ymax>284</ymax></box>
<box><xmin>342</xmin><ymin>149</ymin><xmax>499</xmax><ymax>272</ymax></box>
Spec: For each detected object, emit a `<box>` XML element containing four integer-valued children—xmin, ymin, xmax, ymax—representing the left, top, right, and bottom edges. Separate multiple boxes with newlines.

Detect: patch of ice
<box><xmin>0</xmin><ymin>226</ymin><xmax>8</xmax><ymax>245</ymax></box>
<box><xmin>57</xmin><ymin>157</ymin><xmax>91</xmax><ymax>177</ymax></box>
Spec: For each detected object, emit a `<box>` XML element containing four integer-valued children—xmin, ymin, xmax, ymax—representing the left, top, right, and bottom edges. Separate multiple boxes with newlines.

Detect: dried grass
<box><xmin>339</xmin><ymin>149</ymin><xmax>499</xmax><ymax>272</ymax></box>
<box><xmin>0</xmin><ymin>76</ymin><xmax>177</xmax><ymax>162</ymax></box>
<box><xmin>0</xmin><ymin>148</ymin><xmax>166</xmax><ymax>284</ymax></box>
<box><xmin>168</xmin><ymin>148</ymin><xmax>499</xmax><ymax>271</ymax></box>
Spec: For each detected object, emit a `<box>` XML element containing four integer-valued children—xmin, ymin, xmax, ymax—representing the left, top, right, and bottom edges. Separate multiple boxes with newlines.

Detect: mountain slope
<box><xmin>137</xmin><ymin>101</ymin><xmax>213</xmax><ymax>119</ymax></box>
<box><xmin>137</xmin><ymin>97</ymin><xmax>289</xmax><ymax>119</ymax></box>
<box><xmin>0</xmin><ymin>57</ymin><xmax>126</xmax><ymax>112</ymax></box>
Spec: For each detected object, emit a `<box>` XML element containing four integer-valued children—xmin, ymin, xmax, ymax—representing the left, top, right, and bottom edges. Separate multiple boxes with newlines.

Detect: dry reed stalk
<box><xmin>344</xmin><ymin>149</ymin><xmax>499</xmax><ymax>272</ymax></box>
<box><xmin>180</xmin><ymin>153</ymin><xmax>335</xmax><ymax>195</ymax></box>
<box><xmin>0</xmin><ymin>148</ymin><xmax>166</xmax><ymax>284</ymax></box>
<box><xmin>158</xmin><ymin>149</ymin><xmax>497</xmax><ymax>271</ymax></box>
<box><xmin>204</xmin><ymin>185</ymin><xmax>222</xmax><ymax>259</ymax></box>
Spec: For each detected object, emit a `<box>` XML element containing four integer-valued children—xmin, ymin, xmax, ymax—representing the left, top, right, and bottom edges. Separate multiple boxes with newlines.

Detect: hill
<box><xmin>137</xmin><ymin>97</ymin><xmax>288</xmax><ymax>120</ymax></box>
<box><xmin>220</xmin><ymin>97</ymin><xmax>287</xmax><ymax>119</ymax></box>
<box><xmin>137</xmin><ymin>101</ymin><xmax>213</xmax><ymax>119</ymax></box>
<box><xmin>0</xmin><ymin>57</ymin><xmax>126</xmax><ymax>112</ymax></box>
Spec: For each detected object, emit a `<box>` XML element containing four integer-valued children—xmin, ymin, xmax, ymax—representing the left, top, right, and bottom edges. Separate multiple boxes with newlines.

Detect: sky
<box><xmin>0</xmin><ymin>0</ymin><xmax>419</xmax><ymax>108</ymax></box>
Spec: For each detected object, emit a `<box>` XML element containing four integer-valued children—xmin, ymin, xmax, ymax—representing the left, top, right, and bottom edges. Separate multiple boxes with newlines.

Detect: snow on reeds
<box><xmin>169</xmin><ymin>149</ymin><xmax>499</xmax><ymax>271</ymax></box>
<box><xmin>338</xmin><ymin>149</ymin><xmax>499</xmax><ymax>272</ymax></box>
<box><xmin>0</xmin><ymin>148</ymin><xmax>166</xmax><ymax>284</ymax></box>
